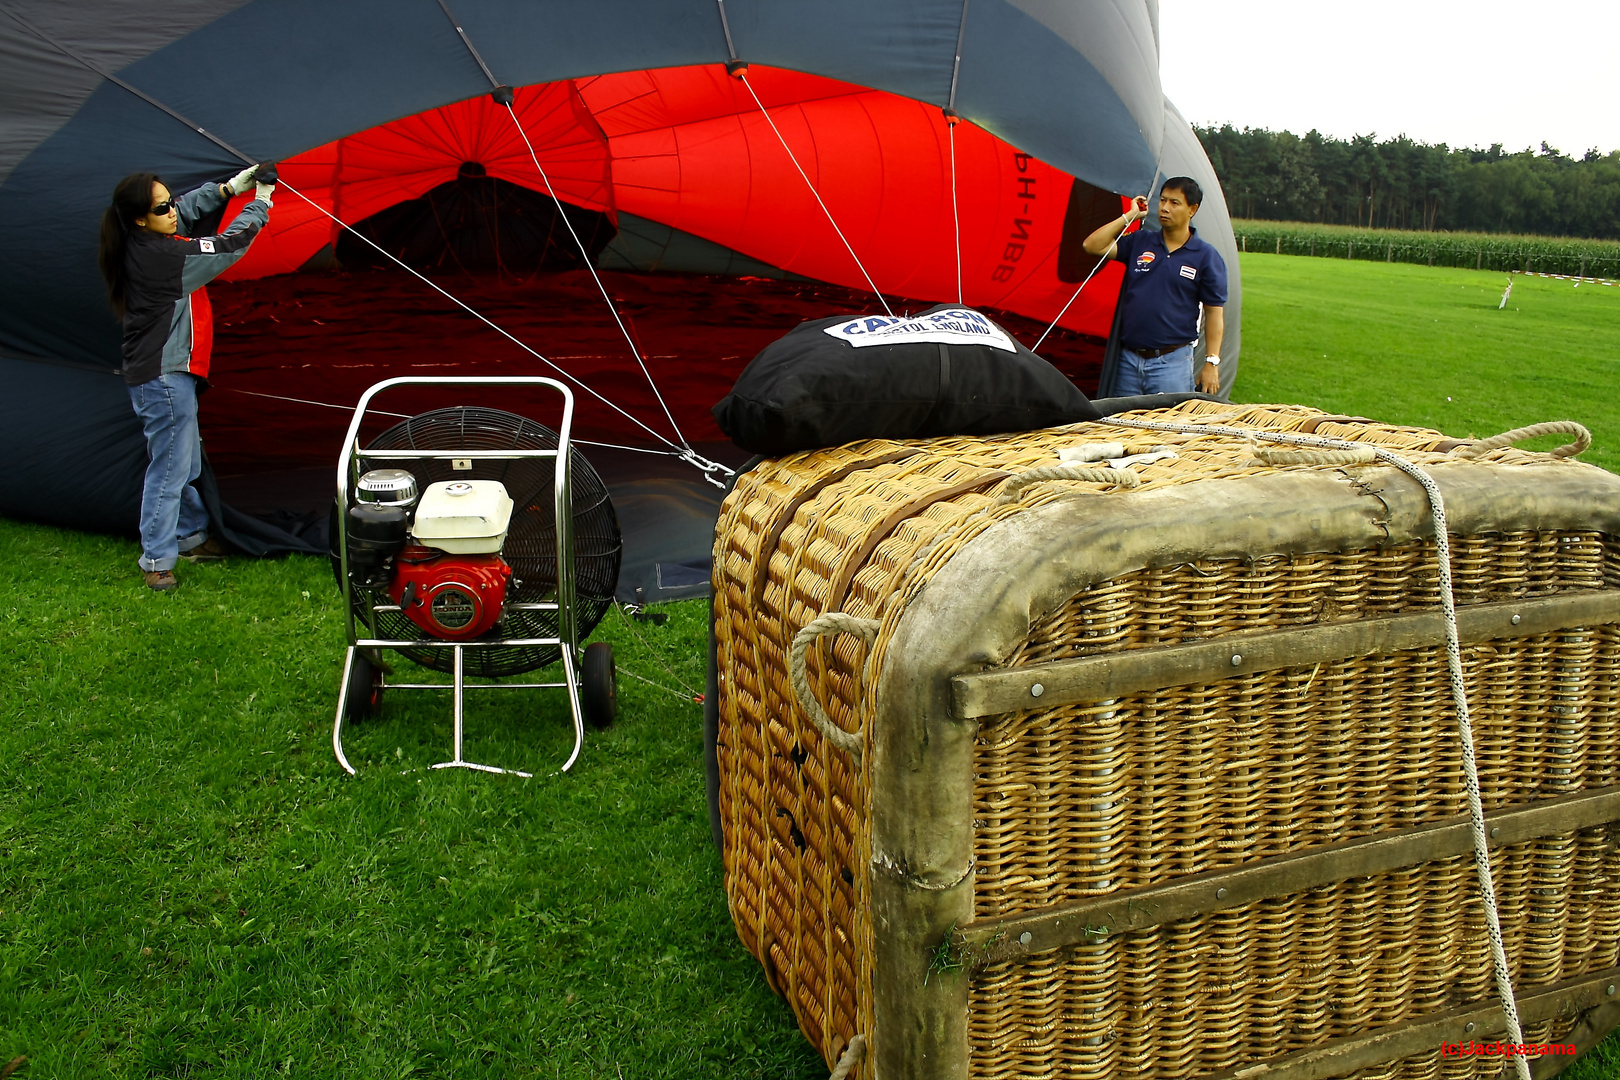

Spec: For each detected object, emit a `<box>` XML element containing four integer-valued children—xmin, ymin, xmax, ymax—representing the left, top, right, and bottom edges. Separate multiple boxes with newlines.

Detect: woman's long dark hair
<box><xmin>98</xmin><ymin>172</ymin><xmax>160</xmax><ymax>320</ymax></box>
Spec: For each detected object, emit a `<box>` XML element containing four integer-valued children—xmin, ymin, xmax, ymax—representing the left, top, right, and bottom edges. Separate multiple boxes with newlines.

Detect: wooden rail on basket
<box><xmin>956</xmin><ymin>786</ymin><xmax>1620</xmax><ymax>958</ymax></box>
<box><xmin>951</xmin><ymin>589</ymin><xmax>1620</xmax><ymax>720</ymax></box>
<box><xmin>1196</xmin><ymin>968</ymin><xmax>1620</xmax><ymax>1080</ymax></box>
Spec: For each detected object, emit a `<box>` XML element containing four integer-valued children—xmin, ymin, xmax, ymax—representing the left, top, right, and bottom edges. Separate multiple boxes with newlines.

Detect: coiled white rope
<box><xmin>1104</xmin><ymin>413</ymin><xmax>1556</xmax><ymax>1079</ymax></box>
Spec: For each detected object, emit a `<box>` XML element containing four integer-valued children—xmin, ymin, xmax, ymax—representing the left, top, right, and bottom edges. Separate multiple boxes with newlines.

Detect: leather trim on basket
<box><xmin>1296</xmin><ymin>413</ymin><xmax>1374</xmax><ymax>433</ymax></box>
<box><xmin>824</xmin><ymin>471</ymin><xmax>1011</xmax><ymax>613</ymax></box>
<box><xmin>750</xmin><ymin>449</ymin><xmax>924</xmax><ymax>604</ymax></box>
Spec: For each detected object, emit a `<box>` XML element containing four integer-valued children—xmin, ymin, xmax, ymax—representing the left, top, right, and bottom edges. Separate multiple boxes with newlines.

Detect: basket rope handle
<box><xmin>1454</xmin><ymin>421</ymin><xmax>1591</xmax><ymax>459</ymax></box>
<box><xmin>997</xmin><ymin>463</ymin><xmax>1140</xmax><ymax>504</ymax></box>
<box><xmin>828</xmin><ymin>1033</ymin><xmax>866</xmax><ymax>1080</ymax></box>
<box><xmin>790</xmin><ymin>612</ymin><xmax>880</xmax><ymax>759</ymax></box>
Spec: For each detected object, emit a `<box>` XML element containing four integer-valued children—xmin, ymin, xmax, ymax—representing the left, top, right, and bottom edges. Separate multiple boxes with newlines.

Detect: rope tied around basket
<box><xmin>1453</xmin><ymin>420</ymin><xmax>1592</xmax><ymax>459</ymax></box>
<box><xmin>1102</xmin><ymin>412</ymin><xmax>1563</xmax><ymax>1080</ymax></box>
<box><xmin>827</xmin><ymin>1032</ymin><xmax>867</xmax><ymax>1080</ymax></box>
<box><xmin>790</xmin><ymin>612</ymin><xmax>881</xmax><ymax>759</ymax></box>
<box><xmin>997</xmin><ymin>463</ymin><xmax>1140</xmax><ymax>504</ymax></box>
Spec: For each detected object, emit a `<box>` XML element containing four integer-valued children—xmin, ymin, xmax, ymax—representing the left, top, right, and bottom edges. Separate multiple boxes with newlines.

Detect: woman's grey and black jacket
<box><xmin>120</xmin><ymin>183</ymin><xmax>267</xmax><ymax>386</ymax></box>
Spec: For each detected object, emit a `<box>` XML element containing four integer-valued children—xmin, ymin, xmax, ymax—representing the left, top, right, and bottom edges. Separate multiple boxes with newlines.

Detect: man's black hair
<box><xmin>1160</xmin><ymin>176</ymin><xmax>1203</xmax><ymax>206</ymax></box>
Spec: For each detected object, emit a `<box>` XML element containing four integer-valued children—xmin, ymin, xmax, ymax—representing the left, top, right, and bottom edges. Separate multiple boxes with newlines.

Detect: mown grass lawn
<box><xmin>0</xmin><ymin>538</ymin><xmax>818</xmax><ymax>1079</ymax></box>
<box><xmin>3</xmin><ymin>254</ymin><xmax>1619</xmax><ymax>1078</ymax></box>
<box><xmin>1233</xmin><ymin>252</ymin><xmax>1620</xmax><ymax>475</ymax></box>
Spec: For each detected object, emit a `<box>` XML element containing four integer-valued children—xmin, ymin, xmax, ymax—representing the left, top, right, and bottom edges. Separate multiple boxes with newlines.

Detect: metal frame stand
<box><xmin>330</xmin><ymin>377</ymin><xmax>587</xmax><ymax>778</ymax></box>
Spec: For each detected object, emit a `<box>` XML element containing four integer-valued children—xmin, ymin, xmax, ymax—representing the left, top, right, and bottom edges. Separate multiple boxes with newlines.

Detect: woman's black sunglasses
<box><xmin>148</xmin><ymin>199</ymin><xmax>177</xmax><ymax>216</ymax></box>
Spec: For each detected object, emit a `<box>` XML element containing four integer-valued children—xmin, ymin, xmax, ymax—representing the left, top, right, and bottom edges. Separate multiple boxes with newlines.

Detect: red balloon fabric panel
<box><xmin>221</xmin><ymin>63</ymin><xmax>1125</xmax><ymax>337</ymax></box>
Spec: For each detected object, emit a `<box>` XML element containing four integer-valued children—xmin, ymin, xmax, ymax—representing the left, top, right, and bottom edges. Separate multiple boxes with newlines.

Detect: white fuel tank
<box><xmin>410</xmin><ymin>480</ymin><xmax>514</xmax><ymax>554</ymax></box>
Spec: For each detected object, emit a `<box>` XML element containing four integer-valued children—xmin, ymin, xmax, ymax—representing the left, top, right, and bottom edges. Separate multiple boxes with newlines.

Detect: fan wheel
<box><xmin>582</xmin><ymin>642</ymin><xmax>617</xmax><ymax>729</ymax></box>
<box><xmin>345</xmin><ymin>650</ymin><xmax>385</xmax><ymax>721</ymax></box>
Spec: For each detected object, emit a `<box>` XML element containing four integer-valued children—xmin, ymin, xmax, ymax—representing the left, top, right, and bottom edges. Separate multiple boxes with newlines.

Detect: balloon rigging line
<box><xmin>1030</xmin><ymin>247</ymin><xmax>1115</xmax><ymax>352</ymax></box>
<box><xmin>0</xmin><ymin>4</ymin><xmax>256</xmax><ymax>167</ymax></box>
<box><xmin>1030</xmin><ymin>138</ymin><xmax>1171</xmax><ymax>356</ymax></box>
<box><xmin>222</xmin><ymin>387</ymin><xmax>410</xmax><ymax>419</ymax></box>
<box><xmin>427</xmin><ymin>4</ymin><xmax>715</xmax><ymax>476</ymax></box>
<box><xmin>947</xmin><ymin>0</ymin><xmax>969</xmax><ymax>304</ymax></box>
<box><xmin>947</xmin><ymin>0</ymin><xmax>972</xmax><ymax>111</ymax></box>
<box><xmin>433</xmin><ymin>0</ymin><xmax>503</xmax><ymax>91</ymax></box>
<box><xmin>498</xmin><ymin>102</ymin><xmax>696</xmax><ymax>457</ymax></box>
<box><xmin>714</xmin><ymin>0</ymin><xmax>739</xmax><ymax>63</ymax></box>
<box><xmin>8</xmin><ymin>4</ymin><xmax>731</xmax><ymax>485</ymax></box>
<box><xmin>948</xmin><ymin>115</ymin><xmax>963</xmax><ymax>305</ymax></box>
<box><xmin>734</xmin><ymin>71</ymin><xmax>896</xmax><ymax>318</ymax></box>
<box><xmin>219</xmin><ymin>387</ymin><xmax>683</xmax><ymax>458</ymax></box>
<box><xmin>272</xmin><ymin>177</ymin><xmax>695</xmax><ymax>455</ymax></box>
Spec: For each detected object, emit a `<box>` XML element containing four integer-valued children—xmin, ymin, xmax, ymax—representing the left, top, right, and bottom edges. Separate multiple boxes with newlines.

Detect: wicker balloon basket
<box><xmin>710</xmin><ymin>401</ymin><xmax>1620</xmax><ymax>1080</ymax></box>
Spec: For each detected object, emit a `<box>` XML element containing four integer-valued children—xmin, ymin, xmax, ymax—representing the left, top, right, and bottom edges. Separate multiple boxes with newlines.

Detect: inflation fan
<box><xmin>330</xmin><ymin>377</ymin><xmax>621</xmax><ymax>777</ymax></box>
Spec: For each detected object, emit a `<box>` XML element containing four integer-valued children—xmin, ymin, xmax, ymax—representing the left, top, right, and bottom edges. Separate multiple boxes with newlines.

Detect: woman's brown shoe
<box><xmin>144</xmin><ymin>569</ymin><xmax>178</xmax><ymax>591</ymax></box>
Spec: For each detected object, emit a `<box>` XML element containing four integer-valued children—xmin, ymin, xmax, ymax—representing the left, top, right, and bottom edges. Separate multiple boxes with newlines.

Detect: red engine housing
<box><xmin>390</xmin><ymin>545</ymin><xmax>513</xmax><ymax>640</ymax></box>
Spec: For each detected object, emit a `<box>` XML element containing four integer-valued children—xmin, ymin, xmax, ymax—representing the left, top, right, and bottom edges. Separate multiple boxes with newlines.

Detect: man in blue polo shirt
<box><xmin>1083</xmin><ymin>176</ymin><xmax>1227</xmax><ymax>395</ymax></box>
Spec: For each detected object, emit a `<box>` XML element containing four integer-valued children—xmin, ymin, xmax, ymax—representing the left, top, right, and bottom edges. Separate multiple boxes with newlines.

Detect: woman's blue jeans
<box><xmin>1114</xmin><ymin>344</ymin><xmax>1195</xmax><ymax>396</ymax></box>
<box><xmin>128</xmin><ymin>372</ymin><xmax>210</xmax><ymax>571</ymax></box>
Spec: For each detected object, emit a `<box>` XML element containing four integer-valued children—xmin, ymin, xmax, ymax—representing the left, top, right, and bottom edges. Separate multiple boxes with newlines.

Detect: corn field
<box><xmin>1231</xmin><ymin>219</ymin><xmax>1620</xmax><ymax>279</ymax></box>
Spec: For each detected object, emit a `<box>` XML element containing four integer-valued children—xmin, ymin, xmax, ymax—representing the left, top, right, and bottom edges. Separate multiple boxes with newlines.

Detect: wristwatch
<box><xmin>1203</xmin><ymin>354</ymin><xmax>1221</xmax><ymax>366</ymax></box>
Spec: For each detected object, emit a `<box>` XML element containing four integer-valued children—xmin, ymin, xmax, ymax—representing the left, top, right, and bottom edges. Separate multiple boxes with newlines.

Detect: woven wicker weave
<box><xmin>711</xmin><ymin>401</ymin><xmax>1620</xmax><ymax>1079</ymax></box>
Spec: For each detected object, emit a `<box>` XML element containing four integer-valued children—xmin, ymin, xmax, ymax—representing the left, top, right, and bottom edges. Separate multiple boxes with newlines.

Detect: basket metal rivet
<box><xmin>1030</xmin><ymin>683</ymin><xmax>1045</xmax><ymax>698</ymax></box>
<box><xmin>1490</xmin><ymin>827</ymin><xmax>1501</xmax><ymax>840</ymax></box>
<box><xmin>1217</xmin><ymin>887</ymin><xmax>1228</xmax><ymax>900</ymax></box>
<box><xmin>1465</xmin><ymin>1022</ymin><xmax>1476</xmax><ymax>1033</ymax></box>
<box><xmin>1511</xmin><ymin>613</ymin><xmax>1522</xmax><ymax>625</ymax></box>
<box><xmin>1608</xmin><ymin>984</ymin><xmax>1617</xmax><ymax>996</ymax></box>
<box><xmin>1019</xmin><ymin>932</ymin><xmax>1033</xmax><ymax>946</ymax></box>
<box><xmin>1230</xmin><ymin>654</ymin><xmax>1242</xmax><ymax>666</ymax></box>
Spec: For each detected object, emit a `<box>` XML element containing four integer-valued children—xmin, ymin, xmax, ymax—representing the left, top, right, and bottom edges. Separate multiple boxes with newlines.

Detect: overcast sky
<box><xmin>1158</xmin><ymin>0</ymin><xmax>1618</xmax><ymax>157</ymax></box>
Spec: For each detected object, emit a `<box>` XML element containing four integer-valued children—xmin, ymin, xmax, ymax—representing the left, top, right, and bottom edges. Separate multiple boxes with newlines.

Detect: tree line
<box><xmin>1194</xmin><ymin>125</ymin><xmax>1620</xmax><ymax>240</ymax></box>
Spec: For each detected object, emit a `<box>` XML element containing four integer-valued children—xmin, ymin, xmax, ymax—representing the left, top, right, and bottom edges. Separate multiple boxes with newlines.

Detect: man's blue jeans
<box><xmin>1114</xmin><ymin>344</ymin><xmax>1195</xmax><ymax>396</ymax></box>
<box><xmin>128</xmin><ymin>372</ymin><xmax>210</xmax><ymax>572</ymax></box>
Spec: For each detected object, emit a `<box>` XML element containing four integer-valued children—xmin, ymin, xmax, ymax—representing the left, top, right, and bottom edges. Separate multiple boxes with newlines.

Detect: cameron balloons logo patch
<box><xmin>1133</xmin><ymin>251</ymin><xmax>1156</xmax><ymax>272</ymax></box>
<box><xmin>825</xmin><ymin>308</ymin><xmax>1016</xmax><ymax>352</ymax></box>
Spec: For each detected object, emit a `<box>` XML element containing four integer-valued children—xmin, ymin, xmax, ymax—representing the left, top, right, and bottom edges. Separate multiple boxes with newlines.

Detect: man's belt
<box><xmin>1123</xmin><ymin>342</ymin><xmax>1195</xmax><ymax>359</ymax></box>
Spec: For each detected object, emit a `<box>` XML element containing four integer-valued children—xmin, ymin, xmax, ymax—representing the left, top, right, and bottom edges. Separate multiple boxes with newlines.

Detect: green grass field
<box><xmin>3</xmin><ymin>254</ymin><xmax>1619</xmax><ymax>1078</ymax></box>
<box><xmin>1233</xmin><ymin>253</ymin><xmax>1620</xmax><ymax>476</ymax></box>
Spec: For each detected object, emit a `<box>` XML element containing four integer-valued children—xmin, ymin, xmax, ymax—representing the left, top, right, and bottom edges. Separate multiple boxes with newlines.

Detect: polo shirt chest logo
<box><xmin>1133</xmin><ymin>251</ymin><xmax>1156</xmax><ymax>272</ymax></box>
<box><xmin>1179</xmin><ymin>264</ymin><xmax>1197</xmax><ymax>280</ymax></box>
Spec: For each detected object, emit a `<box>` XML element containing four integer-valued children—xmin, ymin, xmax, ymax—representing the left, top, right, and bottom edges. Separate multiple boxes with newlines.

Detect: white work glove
<box><xmin>224</xmin><ymin>165</ymin><xmax>259</xmax><ymax>196</ymax></box>
<box><xmin>254</xmin><ymin>181</ymin><xmax>275</xmax><ymax>206</ymax></box>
